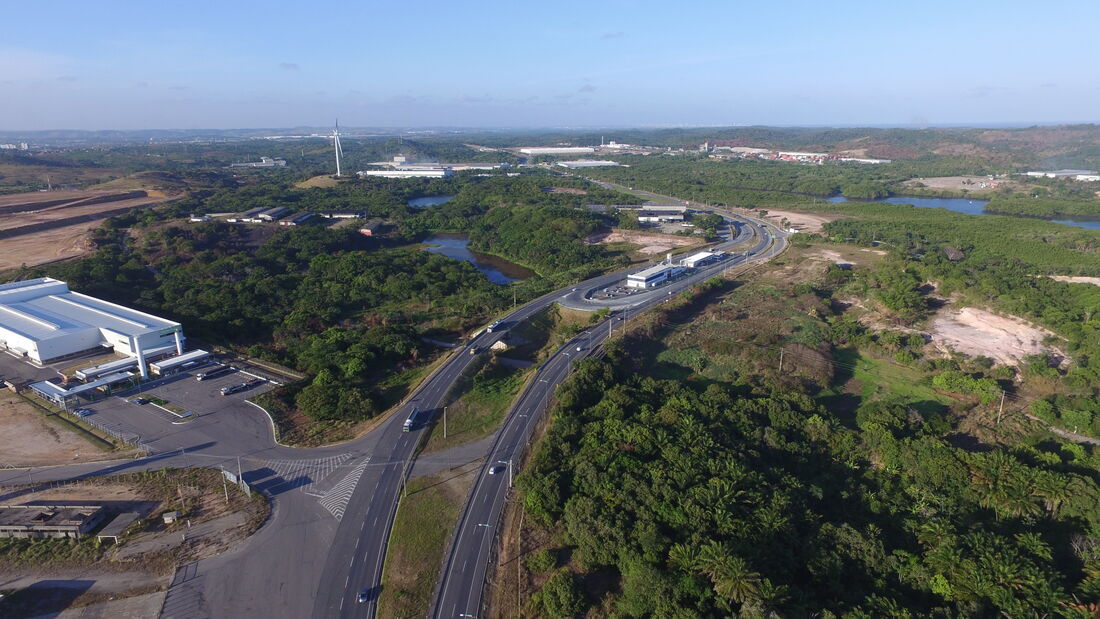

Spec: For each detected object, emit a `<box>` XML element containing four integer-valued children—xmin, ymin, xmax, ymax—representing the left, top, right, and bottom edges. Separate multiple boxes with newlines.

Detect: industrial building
<box><xmin>0</xmin><ymin>504</ymin><xmax>108</xmax><ymax>539</ymax></box>
<box><xmin>638</xmin><ymin>211</ymin><xmax>685</xmax><ymax>223</ymax></box>
<box><xmin>1025</xmin><ymin>169</ymin><xmax>1100</xmax><ymax>181</ymax></box>
<box><xmin>679</xmin><ymin>251</ymin><xmax>725</xmax><ymax>268</ymax></box>
<box><xmin>556</xmin><ymin>160</ymin><xmax>621</xmax><ymax>169</ymax></box>
<box><xmin>229</xmin><ymin>156</ymin><xmax>287</xmax><ymax>168</ymax></box>
<box><xmin>519</xmin><ymin>147</ymin><xmax>595</xmax><ymax>156</ymax></box>
<box><xmin>626</xmin><ymin>263</ymin><xmax>685</xmax><ymax>289</ymax></box>
<box><xmin>279</xmin><ymin>212</ymin><xmax>315</xmax><ymax>226</ymax></box>
<box><xmin>0</xmin><ymin>278</ymin><xmax>185</xmax><ymax>367</ymax></box>
<box><xmin>358</xmin><ymin>220</ymin><xmax>384</xmax><ymax>236</ymax></box>
<box><xmin>257</xmin><ymin>206</ymin><xmax>291</xmax><ymax>222</ymax></box>
<box><xmin>359</xmin><ymin>169</ymin><xmax>454</xmax><ymax>179</ymax></box>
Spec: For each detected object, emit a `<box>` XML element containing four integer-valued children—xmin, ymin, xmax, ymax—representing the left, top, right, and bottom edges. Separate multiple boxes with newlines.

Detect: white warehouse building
<box><xmin>626</xmin><ymin>263</ymin><xmax>684</xmax><ymax>289</ymax></box>
<box><xmin>519</xmin><ymin>147</ymin><xmax>595</xmax><ymax>156</ymax></box>
<box><xmin>0</xmin><ymin>278</ymin><xmax>185</xmax><ymax>370</ymax></box>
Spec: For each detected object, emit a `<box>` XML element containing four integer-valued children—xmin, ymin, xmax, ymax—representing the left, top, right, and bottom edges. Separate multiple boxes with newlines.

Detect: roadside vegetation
<box><xmin>377</xmin><ymin>461</ymin><xmax>480</xmax><ymax>618</ymax></box>
<box><xmin>511</xmin><ymin>245</ymin><xmax>1100</xmax><ymax>616</ymax></box>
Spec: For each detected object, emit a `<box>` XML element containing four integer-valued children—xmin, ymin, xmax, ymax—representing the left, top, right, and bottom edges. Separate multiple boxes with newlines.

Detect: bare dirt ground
<box><xmin>543</xmin><ymin>187</ymin><xmax>587</xmax><ymax>194</ymax></box>
<box><xmin>294</xmin><ymin>174</ymin><xmax>340</xmax><ymax>189</ymax></box>
<box><xmin>0</xmin><ymin>189</ymin><xmax>168</xmax><ymax>270</ymax></box>
<box><xmin>0</xmin><ymin>221</ymin><xmax>94</xmax><ymax>269</ymax></box>
<box><xmin>929</xmin><ymin>306</ymin><xmax>1062</xmax><ymax>366</ymax></box>
<box><xmin>0</xmin><ymin>195</ymin><xmax>162</xmax><ymax>232</ymax></box>
<box><xmin>0</xmin><ymin>399</ymin><xmax>112</xmax><ymax>467</ymax></box>
<box><xmin>1048</xmin><ymin>275</ymin><xmax>1100</xmax><ymax>287</ymax></box>
<box><xmin>587</xmin><ymin>229</ymin><xmax>697</xmax><ymax>255</ymax></box>
<box><xmin>756</xmin><ymin>208</ymin><xmax>838</xmax><ymax>233</ymax></box>
<box><xmin>901</xmin><ymin>176</ymin><xmax>1024</xmax><ymax>193</ymax></box>
<box><xmin>804</xmin><ymin>247</ymin><xmax>885</xmax><ymax>267</ymax></box>
<box><xmin>0</xmin><ymin>570</ymin><xmax>166</xmax><ymax>619</ymax></box>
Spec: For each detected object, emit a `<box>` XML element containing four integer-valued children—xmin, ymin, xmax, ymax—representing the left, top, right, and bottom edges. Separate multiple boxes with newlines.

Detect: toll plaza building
<box><xmin>0</xmin><ymin>278</ymin><xmax>185</xmax><ymax>376</ymax></box>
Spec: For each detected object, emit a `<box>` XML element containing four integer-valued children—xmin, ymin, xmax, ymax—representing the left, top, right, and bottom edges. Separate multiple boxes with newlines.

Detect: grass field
<box><xmin>424</xmin><ymin>359</ymin><xmax>528</xmax><ymax>453</ymax></box>
<box><xmin>818</xmin><ymin>347</ymin><xmax>954</xmax><ymax>418</ymax></box>
<box><xmin>377</xmin><ymin>461</ymin><xmax>480</xmax><ymax>618</ymax></box>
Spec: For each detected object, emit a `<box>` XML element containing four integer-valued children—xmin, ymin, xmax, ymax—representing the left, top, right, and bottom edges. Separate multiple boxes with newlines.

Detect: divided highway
<box><xmin>430</xmin><ymin>209</ymin><xmax>785</xmax><ymax>618</ymax></box>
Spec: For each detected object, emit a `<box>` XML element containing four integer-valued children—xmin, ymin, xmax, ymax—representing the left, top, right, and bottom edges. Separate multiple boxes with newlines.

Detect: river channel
<box><xmin>825</xmin><ymin>195</ymin><xmax>1100</xmax><ymax>230</ymax></box>
<box><xmin>423</xmin><ymin>234</ymin><xmax>534</xmax><ymax>284</ymax></box>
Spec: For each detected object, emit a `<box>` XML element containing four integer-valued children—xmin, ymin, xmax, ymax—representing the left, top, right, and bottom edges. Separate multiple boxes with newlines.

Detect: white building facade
<box><xmin>0</xmin><ymin>278</ymin><xmax>184</xmax><ymax>366</ymax></box>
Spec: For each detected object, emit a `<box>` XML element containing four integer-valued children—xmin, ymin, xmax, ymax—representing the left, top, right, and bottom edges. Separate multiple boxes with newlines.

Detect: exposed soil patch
<box><xmin>756</xmin><ymin>208</ymin><xmax>838</xmax><ymax>234</ymax></box>
<box><xmin>586</xmin><ymin>229</ymin><xmax>696</xmax><ymax>250</ymax></box>
<box><xmin>0</xmin><ymin>398</ymin><xmax>114</xmax><ymax>467</ymax></box>
<box><xmin>929</xmin><ymin>306</ymin><xmax>1063</xmax><ymax>366</ymax></box>
<box><xmin>1048</xmin><ymin>275</ymin><xmax>1100</xmax><ymax>287</ymax></box>
<box><xmin>902</xmin><ymin>175</ymin><xmax>1022</xmax><ymax>194</ymax></box>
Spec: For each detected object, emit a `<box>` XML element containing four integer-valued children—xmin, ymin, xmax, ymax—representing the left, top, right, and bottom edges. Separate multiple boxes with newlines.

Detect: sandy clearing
<box><xmin>0</xmin><ymin>195</ymin><xmax>162</xmax><ymax>231</ymax></box>
<box><xmin>587</xmin><ymin>229</ymin><xmax>697</xmax><ymax>247</ymax></box>
<box><xmin>757</xmin><ymin>209</ymin><xmax>837</xmax><ymax>234</ymax></box>
<box><xmin>0</xmin><ymin>190</ymin><xmax>113</xmax><ymax>208</ymax></box>
<box><xmin>930</xmin><ymin>306</ymin><xmax>1062</xmax><ymax>366</ymax></box>
<box><xmin>807</xmin><ymin>248</ymin><xmax>853</xmax><ymax>265</ymax></box>
<box><xmin>0</xmin><ymin>221</ymin><xmax>95</xmax><ymax>270</ymax></box>
<box><xmin>1048</xmin><ymin>275</ymin><xmax>1100</xmax><ymax>287</ymax></box>
<box><xmin>0</xmin><ymin>399</ymin><xmax>115</xmax><ymax>467</ymax></box>
<box><xmin>901</xmin><ymin>176</ymin><xmax>1023</xmax><ymax>193</ymax></box>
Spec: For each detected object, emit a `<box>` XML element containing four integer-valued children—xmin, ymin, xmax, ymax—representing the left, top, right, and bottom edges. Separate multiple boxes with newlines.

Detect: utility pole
<box><xmin>443</xmin><ymin>406</ymin><xmax>448</xmax><ymax>438</ymax></box>
<box><xmin>997</xmin><ymin>391</ymin><xmax>1005</xmax><ymax>425</ymax></box>
<box><xmin>237</xmin><ymin>456</ymin><xmax>242</xmax><ymax>481</ymax></box>
<box><xmin>778</xmin><ymin>348</ymin><xmax>785</xmax><ymax>373</ymax></box>
<box><xmin>508</xmin><ymin>460</ymin><xmax>514</xmax><ymax>487</ymax></box>
<box><xmin>222</xmin><ymin>473</ymin><xmax>230</xmax><ymax>504</ymax></box>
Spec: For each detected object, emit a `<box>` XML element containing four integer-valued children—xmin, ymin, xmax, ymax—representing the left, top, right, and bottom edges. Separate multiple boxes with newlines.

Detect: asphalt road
<box><xmin>430</xmin><ymin>196</ymin><xmax>786</xmax><ymax>618</ymax></box>
<box><xmin>310</xmin><ymin>196</ymin><xmax>783</xmax><ymax>619</ymax></box>
<box><xmin>0</xmin><ymin>190</ymin><xmax>784</xmax><ymax>619</ymax></box>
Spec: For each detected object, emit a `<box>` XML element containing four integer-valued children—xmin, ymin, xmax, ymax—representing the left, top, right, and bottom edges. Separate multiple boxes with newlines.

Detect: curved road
<box><xmin>429</xmin><ymin>201</ymin><xmax>786</xmax><ymax>618</ymax></box>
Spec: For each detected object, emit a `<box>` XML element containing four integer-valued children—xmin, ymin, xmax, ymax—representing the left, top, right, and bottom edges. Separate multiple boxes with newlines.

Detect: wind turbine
<box><xmin>332</xmin><ymin>120</ymin><xmax>343</xmax><ymax>177</ymax></box>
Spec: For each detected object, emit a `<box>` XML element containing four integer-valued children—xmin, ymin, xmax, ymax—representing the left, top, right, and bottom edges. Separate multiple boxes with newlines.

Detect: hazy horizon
<box><xmin>4</xmin><ymin>0</ymin><xmax>1099</xmax><ymax>131</ymax></box>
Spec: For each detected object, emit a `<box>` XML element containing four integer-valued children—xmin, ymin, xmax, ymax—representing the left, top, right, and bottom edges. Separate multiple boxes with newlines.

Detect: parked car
<box><xmin>129</xmin><ymin>397</ymin><xmax>149</xmax><ymax>405</ymax></box>
<box><xmin>73</xmin><ymin>408</ymin><xmax>92</xmax><ymax>417</ymax></box>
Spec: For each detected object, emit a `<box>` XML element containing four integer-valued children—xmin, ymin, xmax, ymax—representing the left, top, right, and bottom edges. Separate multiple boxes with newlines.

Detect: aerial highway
<box><xmin>0</xmin><ymin>195</ymin><xmax>783</xmax><ymax>619</ymax></box>
<box><xmin>430</xmin><ymin>207</ymin><xmax>785</xmax><ymax>618</ymax></box>
<box><xmin>314</xmin><ymin>201</ymin><xmax>784</xmax><ymax>618</ymax></box>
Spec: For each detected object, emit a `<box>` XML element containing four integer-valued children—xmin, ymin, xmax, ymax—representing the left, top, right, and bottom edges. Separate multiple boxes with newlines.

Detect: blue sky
<box><xmin>2</xmin><ymin>0</ymin><xmax>1099</xmax><ymax>130</ymax></box>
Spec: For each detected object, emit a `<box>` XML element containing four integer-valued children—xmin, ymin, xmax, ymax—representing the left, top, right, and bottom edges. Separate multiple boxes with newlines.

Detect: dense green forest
<box><xmin>587</xmin><ymin>155</ymin><xmax>995</xmax><ymax>204</ymax></box>
<box><xmin>519</xmin><ymin>254</ymin><xmax>1100</xmax><ymax>617</ymax></box>
<box><xmin>984</xmin><ymin>196</ymin><xmax>1100</xmax><ymax>218</ymax></box>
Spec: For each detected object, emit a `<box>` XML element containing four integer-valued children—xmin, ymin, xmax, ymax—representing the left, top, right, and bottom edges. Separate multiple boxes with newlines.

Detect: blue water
<box><xmin>826</xmin><ymin>195</ymin><xmax>1100</xmax><ymax>229</ymax></box>
<box><xmin>423</xmin><ymin>235</ymin><xmax>534</xmax><ymax>284</ymax></box>
<box><xmin>408</xmin><ymin>195</ymin><xmax>455</xmax><ymax>208</ymax></box>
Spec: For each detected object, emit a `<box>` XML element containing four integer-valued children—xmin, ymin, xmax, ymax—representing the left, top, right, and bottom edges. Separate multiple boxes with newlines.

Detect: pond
<box><xmin>408</xmin><ymin>195</ymin><xmax>455</xmax><ymax>208</ymax></box>
<box><xmin>422</xmin><ymin>234</ymin><xmax>534</xmax><ymax>284</ymax></box>
<box><xmin>825</xmin><ymin>195</ymin><xmax>1100</xmax><ymax>230</ymax></box>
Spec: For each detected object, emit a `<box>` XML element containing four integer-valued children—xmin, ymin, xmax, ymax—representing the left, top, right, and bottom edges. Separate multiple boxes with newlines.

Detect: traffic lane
<box><xmin>313</xmin><ymin>418</ymin><xmax>410</xmax><ymax>618</ymax></box>
<box><xmin>343</xmin><ymin>428</ymin><xmax>419</xmax><ymax>617</ymax></box>
<box><xmin>434</xmin><ymin>351</ymin><xmax>573</xmax><ymax>617</ymax></box>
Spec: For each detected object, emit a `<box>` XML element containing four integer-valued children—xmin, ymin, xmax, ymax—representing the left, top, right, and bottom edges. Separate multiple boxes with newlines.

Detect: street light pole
<box><xmin>443</xmin><ymin>406</ymin><xmax>448</xmax><ymax>438</ymax></box>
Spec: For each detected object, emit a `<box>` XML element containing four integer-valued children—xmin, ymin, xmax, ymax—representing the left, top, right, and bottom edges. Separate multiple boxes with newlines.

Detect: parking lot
<box><xmin>6</xmin><ymin>357</ymin><xmax>278</xmax><ymax>453</ymax></box>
